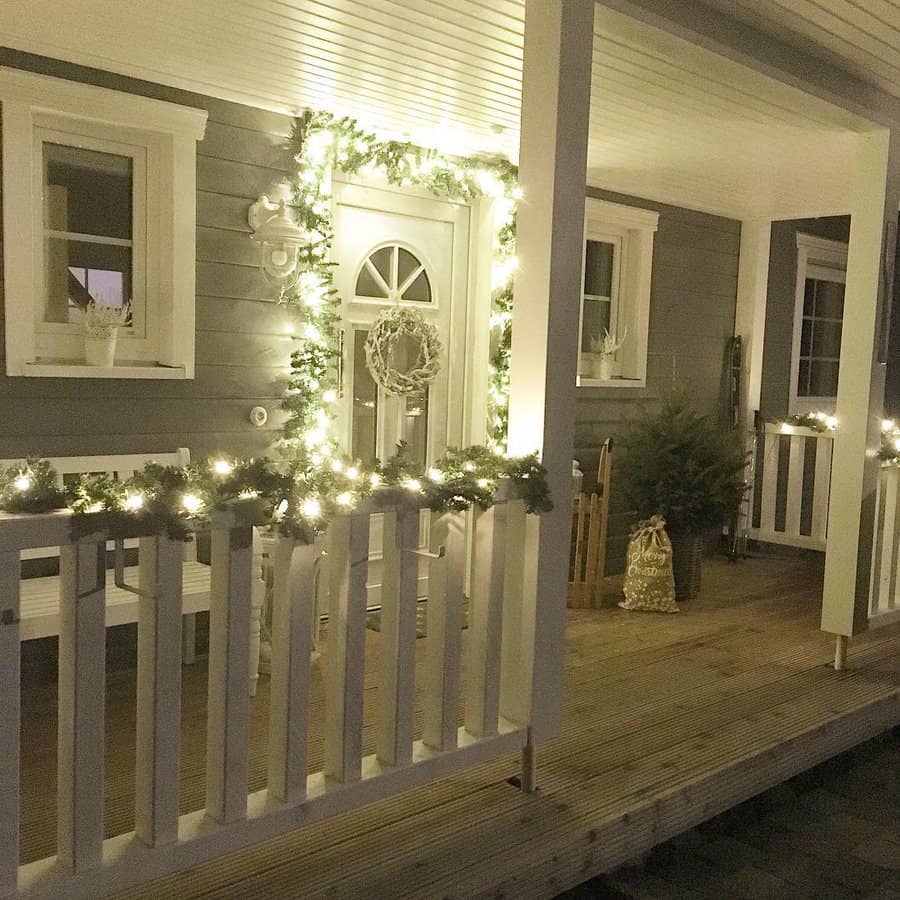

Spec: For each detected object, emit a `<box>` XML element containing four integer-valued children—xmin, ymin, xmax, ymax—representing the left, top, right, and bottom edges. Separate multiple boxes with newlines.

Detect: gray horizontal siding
<box><xmin>0</xmin><ymin>48</ymin><xmax>298</xmax><ymax>461</ymax></box>
<box><xmin>578</xmin><ymin>187</ymin><xmax>740</xmax><ymax>574</ymax></box>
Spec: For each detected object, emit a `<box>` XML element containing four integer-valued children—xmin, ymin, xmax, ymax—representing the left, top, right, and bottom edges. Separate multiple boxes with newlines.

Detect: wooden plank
<box><xmin>57</xmin><ymin>540</ymin><xmax>106</xmax><ymax>873</ymax></box>
<box><xmin>423</xmin><ymin>512</ymin><xmax>465</xmax><ymax>752</ymax></box>
<box><xmin>811</xmin><ymin>436</ymin><xmax>833</xmax><ymax>542</ymax></box>
<box><xmin>325</xmin><ymin>513</ymin><xmax>370</xmax><ymax>783</ymax></box>
<box><xmin>784</xmin><ymin>434</ymin><xmax>805</xmax><ymax>538</ymax></box>
<box><xmin>759</xmin><ymin>431</ymin><xmax>779</xmax><ymax>536</ymax></box>
<box><xmin>376</xmin><ymin>507</ymin><xmax>419</xmax><ymax>768</ymax></box>
<box><xmin>267</xmin><ymin>538</ymin><xmax>315</xmax><ymax>804</ymax></box>
<box><xmin>465</xmin><ymin>504</ymin><xmax>506</xmax><ymax>739</ymax></box>
<box><xmin>0</xmin><ymin>551</ymin><xmax>20</xmax><ymax>897</ymax></box>
<box><xmin>134</xmin><ymin>535</ymin><xmax>183</xmax><ymax>848</ymax></box>
<box><xmin>206</xmin><ymin>524</ymin><xmax>253</xmax><ymax>824</ymax></box>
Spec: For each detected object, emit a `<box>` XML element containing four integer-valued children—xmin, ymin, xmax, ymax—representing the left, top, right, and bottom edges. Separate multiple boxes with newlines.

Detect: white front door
<box><xmin>332</xmin><ymin>178</ymin><xmax>470</xmax><ymax>467</ymax></box>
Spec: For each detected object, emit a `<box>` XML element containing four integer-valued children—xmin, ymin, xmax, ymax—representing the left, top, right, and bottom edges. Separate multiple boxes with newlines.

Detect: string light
<box><xmin>181</xmin><ymin>493</ymin><xmax>203</xmax><ymax>515</ymax></box>
<box><xmin>13</xmin><ymin>474</ymin><xmax>31</xmax><ymax>492</ymax></box>
<box><xmin>300</xmin><ymin>497</ymin><xmax>322</xmax><ymax>519</ymax></box>
<box><xmin>212</xmin><ymin>459</ymin><xmax>233</xmax><ymax>476</ymax></box>
<box><xmin>124</xmin><ymin>493</ymin><xmax>144</xmax><ymax>511</ymax></box>
<box><xmin>336</xmin><ymin>491</ymin><xmax>354</xmax><ymax>507</ymax></box>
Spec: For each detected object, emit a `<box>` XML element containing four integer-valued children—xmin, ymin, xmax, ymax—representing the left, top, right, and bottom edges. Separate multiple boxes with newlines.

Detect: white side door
<box><xmin>332</xmin><ymin>178</ymin><xmax>470</xmax><ymax>468</ymax></box>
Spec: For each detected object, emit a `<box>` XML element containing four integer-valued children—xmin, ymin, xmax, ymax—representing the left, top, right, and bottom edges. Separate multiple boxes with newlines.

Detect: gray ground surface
<box><xmin>559</xmin><ymin>726</ymin><xmax>900</xmax><ymax>900</ymax></box>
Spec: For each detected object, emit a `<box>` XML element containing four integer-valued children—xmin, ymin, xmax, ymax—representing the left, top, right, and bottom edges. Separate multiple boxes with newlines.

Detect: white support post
<box><xmin>822</xmin><ymin>128</ymin><xmax>900</xmax><ymax>639</ymax></box>
<box><xmin>324</xmin><ymin>513</ymin><xmax>370</xmax><ymax>783</ymax></box>
<box><xmin>267</xmin><ymin>538</ymin><xmax>316</xmax><ymax>804</ymax></box>
<box><xmin>206</xmin><ymin>523</ymin><xmax>252</xmax><ymax>824</ymax></box>
<box><xmin>423</xmin><ymin>512</ymin><xmax>465</xmax><ymax>752</ymax></box>
<box><xmin>135</xmin><ymin>535</ymin><xmax>183</xmax><ymax>848</ymax></box>
<box><xmin>376</xmin><ymin>506</ymin><xmax>419</xmax><ymax>768</ymax></box>
<box><xmin>465</xmin><ymin>504</ymin><xmax>506</xmax><ymax>739</ymax></box>
<box><xmin>57</xmin><ymin>539</ymin><xmax>106</xmax><ymax>873</ymax></box>
<box><xmin>506</xmin><ymin>0</ymin><xmax>594</xmax><ymax>742</ymax></box>
<box><xmin>0</xmin><ymin>552</ymin><xmax>20</xmax><ymax>897</ymax></box>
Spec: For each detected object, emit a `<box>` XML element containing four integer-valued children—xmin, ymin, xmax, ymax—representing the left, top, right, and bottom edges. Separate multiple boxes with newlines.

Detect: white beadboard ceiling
<box><xmin>0</xmin><ymin>0</ymin><xmax>889</xmax><ymax>219</ymax></box>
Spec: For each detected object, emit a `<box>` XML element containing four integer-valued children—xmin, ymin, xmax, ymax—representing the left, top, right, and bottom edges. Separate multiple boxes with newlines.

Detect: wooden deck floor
<box><xmin>18</xmin><ymin>553</ymin><xmax>900</xmax><ymax>898</ymax></box>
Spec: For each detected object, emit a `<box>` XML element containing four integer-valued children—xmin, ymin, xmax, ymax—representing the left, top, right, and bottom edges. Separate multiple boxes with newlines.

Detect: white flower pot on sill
<box><xmin>598</xmin><ymin>354</ymin><xmax>614</xmax><ymax>381</ymax></box>
<box><xmin>84</xmin><ymin>333</ymin><xmax>118</xmax><ymax>367</ymax></box>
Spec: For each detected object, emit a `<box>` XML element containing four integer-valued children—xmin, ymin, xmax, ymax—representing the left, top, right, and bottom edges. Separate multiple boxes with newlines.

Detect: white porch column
<box><xmin>734</xmin><ymin>220</ymin><xmax>771</xmax><ymax>538</ymax></box>
<box><xmin>506</xmin><ymin>0</ymin><xmax>593</xmax><ymax>741</ymax></box>
<box><xmin>822</xmin><ymin>128</ymin><xmax>900</xmax><ymax>640</ymax></box>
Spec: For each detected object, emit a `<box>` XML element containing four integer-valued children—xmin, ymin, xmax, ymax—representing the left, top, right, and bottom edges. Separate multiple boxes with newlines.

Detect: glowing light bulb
<box><xmin>427</xmin><ymin>468</ymin><xmax>444</xmax><ymax>484</ymax></box>
<box><xmin>300</xmin><ymin>497</ymin><xmax>321</xmax><ymax>519</ymax></box>
<box><xmin>883</xmin><ymin>419</ymin><xmax>896</xmax><ymax>433</ymax></box>
<box><xmin>322</xmin><ymin>389</ymin><xmax>338</xmax><ymax>404</ymax></box>
<box><xmin>331</xmin><ymin>459</ymin><xmax>344</xmax><ymax>474</ymax></box>
<box><xmin>346</xmin><ymin>466</ymin><xmax>360</xmax><ymax>481</ymax></box>
<box><xmin>124</xmin><ymin>493</ymin><xmax>144</xmax><ymax>511</ymax></box>
<box><xmin>182</xmin><ymin>493</ymin><xmax>203</xmax><ymax>515</ymax></box>
<box><xmin>212</xmin><ymin>459</ymin><xmax>233</xmax><ymax>476</ymax></box>
<box><xmin>477</xmin><ymin>478</ymin><xmax>490</xmax><ymax>489</ymax></box>
<box><xmin>13</xmin><ymin>475</ymin><xmax>31</xmax><ymax>492</ymax></box>
<box><xmin>336</xmin><ymin>491</ymin><xmax>354</xmax><ymax>507</ymax></box>
<box><xmin>86</xmin><ymin>502</ymin><xmax>104</xmax><ymax>514</ymax></box>
<box><xmin>369</xmin><ymin>473</ymin><xmax>382</xmax><ymax>489</ymax></box>
<box><xmin>780</xmin><ymin>422</ymin><xmax>792</xmax><ymax>434</ymax></box>
<box><xmin>404</xmin><ymin>478</ymin><xmax>423</xmax><ymax>493</ymax></box>
<box><xmin>304</xmin><ymin>324</ymin><xmax>322</xmax><ymax>343</ymax></box>
<box><xmin>463</xmin><ymin>461</ymin><xmax>476</xmax><ymax>473</ymax></box>
<box><xmin>825</xmin><ymin>416</ymin><xmax>838</xmax><ymax>430</ymax></box>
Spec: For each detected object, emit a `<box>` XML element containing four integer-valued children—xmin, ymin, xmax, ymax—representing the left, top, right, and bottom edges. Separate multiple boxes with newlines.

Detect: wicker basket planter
<box><xmin>670</xmin><ymin>533</ymin><xmax>704</xmax><ymax>600</ymax></box>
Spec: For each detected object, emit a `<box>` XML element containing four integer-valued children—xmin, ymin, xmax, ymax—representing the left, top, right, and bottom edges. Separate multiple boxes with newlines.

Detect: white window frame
<box><xmin>789</xmin><ymin>232</ymin><xmax>848</xmax><ymax>415</ymax></box>
<box><xmin>0</xmin><ymin>67</ymin><xmax>207</xmax><ymax>378</ymax></box>
<box><xmin>577</xmin><ymin>197</ymin><xmax>658</xmax><ymax>388</ymax></box>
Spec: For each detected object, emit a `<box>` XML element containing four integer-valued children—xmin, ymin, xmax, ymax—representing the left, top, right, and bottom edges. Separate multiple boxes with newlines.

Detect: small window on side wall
<box><xmin>790</xmin><ymin>233</ymin><xmax>848</xmax><ymax>415</ymax></box>
<box><xmin>0</xmin><ymin>68</ymin><xmax>207</xmax><ymax>378</ymax></box>
<box><xmin>577</xmin><ymin>198</ymin><xmax>658</xmax><ymax>387</ymax></box>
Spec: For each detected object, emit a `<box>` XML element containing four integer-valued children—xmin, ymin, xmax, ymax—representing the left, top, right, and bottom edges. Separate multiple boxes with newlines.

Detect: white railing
<box><xmin>0</xmin><ymin>486</ymin><xmax>532</xmax><ymax>899</ymax></box>
<box><xmin>869</xmin><ymin>463</ymin><xmax>900</xmax><ymax>628</ymax></box>
<box><xmin>749</xmin><ymin>422</ymin><xmax>834</xmax><ymax>550</ymax></box>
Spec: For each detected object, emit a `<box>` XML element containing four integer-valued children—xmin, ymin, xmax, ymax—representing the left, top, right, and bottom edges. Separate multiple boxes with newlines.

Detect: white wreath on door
<box><xmin>364</xmin><ymin>306</ymin><xmax>442</xmax><ymax>396</ymax></box>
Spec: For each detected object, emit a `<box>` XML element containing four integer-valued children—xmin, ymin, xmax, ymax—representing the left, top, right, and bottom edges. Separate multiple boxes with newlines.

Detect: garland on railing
<box><xmin>0</xmin><ymin>449</ymin><xmax>551</xmax><ymax>543</ymax></box>
<box><xmin>770</xmin><ymin>411</ymin><xmax>839</xmax><ymax>433</ymax></box>
<box><xmin>879</xmin><ymin>418</ymin><xmax>900</xmax><ymax>463</ymax></box>
<box><xmin>278</xmin><ymin>110</ymin><xmax>520</xmax><ymax>462</ymax></box>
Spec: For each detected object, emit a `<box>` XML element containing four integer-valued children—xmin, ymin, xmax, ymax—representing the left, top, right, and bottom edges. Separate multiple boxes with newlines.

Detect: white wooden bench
<box><xmin>4</xmin><ymin>449</ymin><xmax>264</xmax><ymax>693</ymax></box>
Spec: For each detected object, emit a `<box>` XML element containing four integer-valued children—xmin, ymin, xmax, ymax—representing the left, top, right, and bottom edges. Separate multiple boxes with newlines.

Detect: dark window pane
<box><xmin>798</xmin><ymin>359</ymin><xmax>811</xmax><ymax>397</ymax></box>
<box><xmin>402</xmin><ymin>269</ymin><xmax>431</xmax><ymax>302</ymax></box>
<box><xmin>44</xmin><ymin>237</ymin><xmax>131</xmax><ymax>324</ymax></box>
<box><xmin>355</xmin><ymin>263</ymin><xmax>388</xmax><ymax>299</ymax></box>
<box><xmin>580</xmin><ymin>297</ymin><xmax>611</xmax><ymax>352</ymax></box>
<box><xmin>812</xmin><ymin>320</ymin><xmax>842</xmax><ymax>359</ymax></box>
<box><xmin>809</xmin><ymin>360</ymin><xmax>839</xmax><ymax>397</ymax></box>
<box><xmin>369</xmin><ymin>246</ymin><xmax>393</xmax><ymax>282</ymax></box>
<box><xmin>584</xmin><ymin>240</ymin><xmax>614</xmax><ymax>298</ymax></box>
<box><xmin>815</xmin><ymin>280</ymin><xmax>844</xmax><ymax>319</ymax></box>
<box><xmin>351</xmin><ymin>330</ymin><xmax>378</xmax><ymax>463</ymax></box>
<box><xmin>402</xmin><ymin>390</ymin><xmax>428</xmax><ymax>467</ymax></box>
<box><xmin>803</xmin><ymin>278</ymin><xmax>816</xmax><ymax>316</ymax></box>
<box><xmin>43</xmin><ymin>143</ymin><xmax>132</xmax><ymax>240</ymax></box>
<box><xmin>397</xmin><ymin>247</ymin><xmax>421</xmax><ymax>285</ymax></box>
<box><xmin>800</xmin><ymin>319</ymin><xmax>812</xmax><ymax>356</ymax></box>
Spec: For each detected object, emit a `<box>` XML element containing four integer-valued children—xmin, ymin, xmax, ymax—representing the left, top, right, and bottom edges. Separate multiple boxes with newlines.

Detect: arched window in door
<box><xmin>354</xmin><ymin>243</ymin><xmax>433</xmax><ymax>303</ymax></box>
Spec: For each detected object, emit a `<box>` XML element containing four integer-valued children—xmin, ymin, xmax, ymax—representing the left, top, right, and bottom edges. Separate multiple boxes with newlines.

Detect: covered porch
<box><xmin>14</xmin><ymin>553</ymin><xmax>899</xmax><ymax>898</ymax></box>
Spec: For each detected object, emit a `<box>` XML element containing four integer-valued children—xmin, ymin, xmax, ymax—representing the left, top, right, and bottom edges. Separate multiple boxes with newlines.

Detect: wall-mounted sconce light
<box><xmin>248</xmin><ymin>187</ymin><xmax>306</xmax><ymax>289</ymax></box>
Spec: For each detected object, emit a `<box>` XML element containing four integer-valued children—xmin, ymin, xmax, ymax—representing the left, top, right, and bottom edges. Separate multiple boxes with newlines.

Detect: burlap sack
<box><xmin>619</xmin><ymin>515</ymin><xmax>679</xmax><ymax>613</ymax></box>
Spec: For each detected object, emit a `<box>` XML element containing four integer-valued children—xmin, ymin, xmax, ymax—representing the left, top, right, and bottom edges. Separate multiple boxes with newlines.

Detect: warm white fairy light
<box><xmin>346</xmin><ymin>466</ymin><xmax>360</xmax><ymax>481</ymax></box>
<box><xmin>369</xmin><ymin>473</ymin><xmax>382</xmax><ymax>488</ymax></box>
<box><xmin>300</xmin><ymin>496</ymin><xmax>322</xmax><ymax>519</ymax></box>
<box><xmin>86</xmin><ymin>502</ymin><xmax>104</xmax><ymax>514</ymax></box>
<box><xmin>13</xmin><ymin>474</ymin><xmax>31</xmax><ymax>492</ymax></box>
<box><xmin>404</xmin><ymin>478</ymin><xmax>423</xmax><ymax>493</ymax></box>
<box><xmin>330</xmin><ymin>459</ymin><xmax>344</xmax><ymax>473</ymax></box>
<box><xmin>882</xmin><ymin>419</ymin><xmax>896</xmax><ymax>432</ymax></box>
<box><xmin>477</xmin><ymin>478</ymin><xmax>491</xmax><ymax>489</ymax></box>
<box><xmin>181</xmin><ymin>493</ymin><xmax>203</xmax><ymax>515</ymax></box>
<box><xmin>463</xmin><ymin>461</ymin><xmax>476</xmax><ymax>473</ymax></box>
<box><xmin>322</xmin><ymin>388</ymin><xmax>338</xmax><ymax>404</ymax></box>
<box><xmin>336</xmin><ymin>491</ymin><xmax>354</xmax><ymax>507</ymax></box>
<box><xmin>427</xmin><ymin>467</ymin><xmax>444</xmax><ymax>484</ymax></box>
<box><xmin>212</xmin><ymin>459</ymin><xmax>233</xmax><ymax>476</ymax></box>
<box><xmin>124</xmin><ymin>493</ymin><xmax>144</xmax><ymax>511</ymax></box>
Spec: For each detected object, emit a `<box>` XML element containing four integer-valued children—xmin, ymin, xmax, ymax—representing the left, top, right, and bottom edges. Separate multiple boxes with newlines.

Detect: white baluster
<box><xmin>785</xmin><ymin>435</ymin><xmax>804</xmax><ymax>539</ymax></box>
<box><xmin>759</xmin><ymin>431</ymin><xmax>778</xmax><ymax>537</ymax></box>
<box><xmin>466</xmin><ymin>503</ymin><xmax>506</xmax><ymax>739</ymax></box>
<box><xmin>878</xmin><ymin>467</ymin><xmax>899</xmax><ymax>615</ymax></box>
<box><xmin>268</xmin><ymin>538</ymin><xmax>317</xmax><ymax>803</ymax></box>
<box><xmin>377</xmin><ymin>505</ymin><xmax>419</xmax><ymax>767</ymax></box>
<box><xmin>324</xmin><ymin>512</ymin><xmax>370</xmax><ymax>783</ymax></box>
<box><xmin>135</xmin><ymin>534</ymin><xmax>183</xmax><ymax>847</ymax></box>
<box><xmin>57</xmin><ymin>539</ymin><xmax>106</xmax><ymax>872</ymax></box>
<box><xmin>249</xmin><ymin>528</ymin><xmax>265</xmax><ymax>698</ymax></box>
<box><xmin>423</xmin><ymin>512</ymin><xmax>464</xmax><ymax>752</ymax></box>
<box><xmin>206</xmin><ymin>523</ymin><xmax>252</xmax><ymax>824</ymax></box>
<box><xmin>500</xmin><ymin>498</ymin><xmax>529</xmax><ymax>726</ymax></box>
<box><xmin>0</xmin><ymin>551</ymin><xmax>20</xmax><ymax>896</ymax></box>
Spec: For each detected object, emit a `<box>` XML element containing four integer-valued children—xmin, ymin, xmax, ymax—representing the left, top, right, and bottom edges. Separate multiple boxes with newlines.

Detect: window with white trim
<box><xmin>0</xmin><ymin>67</ymin><xmax>207</xmax><ymax>378</ymax></box>
<box><xmin>577</xmin><ymin>198</ymin><xmax>658</xmax><ymax>387</ymax></box>
<box><xmin>790</xmin><ymin>233</ymin><xmax>848</xmax><ymax>414</ymax></box>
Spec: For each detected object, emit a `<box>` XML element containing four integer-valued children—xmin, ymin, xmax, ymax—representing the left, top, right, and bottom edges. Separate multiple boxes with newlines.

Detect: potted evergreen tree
<box><xmin>618</xmin><ymin>393</ymin><xmax>747</xmax><ymax>599</ymax></box>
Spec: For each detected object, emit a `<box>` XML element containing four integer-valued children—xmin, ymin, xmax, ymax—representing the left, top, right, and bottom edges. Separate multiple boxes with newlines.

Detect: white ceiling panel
<box><xmin>0</xmin><ymin>0</ymin><xmax>883</xmax><ymax>219</ymax></box>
